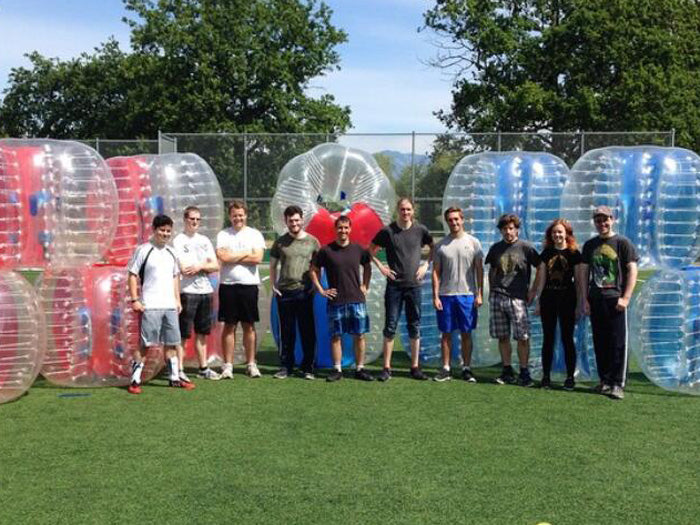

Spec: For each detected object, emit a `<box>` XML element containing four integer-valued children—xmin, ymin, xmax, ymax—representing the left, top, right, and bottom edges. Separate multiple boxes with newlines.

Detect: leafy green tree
<box><xmin>0</xmin><ymin>0</ymin><xmax>351</xmax><ymax>138</ymax></box>
<box><xmin>423</xmin><ymin>0</ymin><xmax>700</xmax><ymax>150</ymax></box>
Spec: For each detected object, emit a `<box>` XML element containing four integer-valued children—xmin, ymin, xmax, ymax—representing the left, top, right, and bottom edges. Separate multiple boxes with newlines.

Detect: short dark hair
<box><xmin>183</xmin><ymin>205</ymin><xmax>200</xmax><ymax>219</ymax></box>
<box><xmin>153</xmin><ymin>214</ymin><xmax>173</xmax><ymax>229</ymax></box>
<box><xmin>227</xmin><ymin>199</ymin><xmax>247</xmax><ymax>213</ymax></box>
<box><xmin>284</xmin><ymin>205</ymin><xmax>303</xmax><ymax>219</ymax></box>
<box><xmin>335</xmin><ymin>215</ymin><xmax>352</xmax><ymax>227</ymax></box>
<box><xmin>497</xmin><ymin>213</ymin><xmax>520</xmax><ymax>230</ymax></box>
<box><xmin>443</xmin><ymin>206</ymin><xmax>463</xmax><ymax>221</ymax></box>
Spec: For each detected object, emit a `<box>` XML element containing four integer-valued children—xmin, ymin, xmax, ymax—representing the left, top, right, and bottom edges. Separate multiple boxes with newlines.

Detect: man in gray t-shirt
<box><xmin>432</xmin><ymin>207</ymin><xmax>483</xmax><ymax>382</ymax></box>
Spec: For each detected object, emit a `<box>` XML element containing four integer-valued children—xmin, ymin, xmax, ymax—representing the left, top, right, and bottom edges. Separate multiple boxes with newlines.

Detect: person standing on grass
<box><xmin>579</xmin><ymin>206</ymin><xmax>638</xmax><ymax>400</ymax></box>
<box><xmin>269</xmin><ymin>205</ymin><xmax>320</xmax><ymax>380</ymax></box>
<box><xmin>533</xmin><ymin>219</ymin><xmax>582</xmax><ymax>391</ymax></box>
<box><xmin>216</xmin><ymin>200</ymin><xmax>266</xmax><ymax>379</ymax></box>
<box><xmin>173</xmin><ymin>206</ymin><xmax>221</xmax><ymax>381</ymax></box>
<box><xmin>369</xmin><ymin>197</ymin><xmax>433</xmax><ymax>382</ymax></box>
<box><xmin>432</xmin><ymin>207</ymin><xmax>484</xmax><ymax>382</ymax></box>
<box><xmin>485</xmin><ymin>213</ymin><xmax>543</xmax><ymax>387</ymax></box>
<box><xmin>311</xmin><ymin>215</ymin><xmax>374</xmax><ymax>382</ymax></box>
<box><xmin>127</xmin><ymin>214</ymin><xmax>194</xmax><ymax>394</ymax></box>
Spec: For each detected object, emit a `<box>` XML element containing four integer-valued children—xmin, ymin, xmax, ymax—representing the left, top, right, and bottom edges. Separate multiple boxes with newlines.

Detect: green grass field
<box><xmin>3</xmin><ymin>344</ymin><xmax>699</xmax><ymax>525</ymax></box>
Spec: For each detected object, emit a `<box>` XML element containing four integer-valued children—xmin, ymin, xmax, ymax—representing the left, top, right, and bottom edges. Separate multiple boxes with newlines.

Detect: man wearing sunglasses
<box><xmin>173</xmin><ymin>206</ymin><xmax>221</xmax><ymax>380</ymax></box>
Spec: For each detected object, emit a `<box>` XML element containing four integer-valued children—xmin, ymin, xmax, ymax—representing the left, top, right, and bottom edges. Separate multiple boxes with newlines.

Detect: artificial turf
<box><xmin>2</xmin><ymin>345</ymin><xmax>699</xmax><ymax>525</ymax></box>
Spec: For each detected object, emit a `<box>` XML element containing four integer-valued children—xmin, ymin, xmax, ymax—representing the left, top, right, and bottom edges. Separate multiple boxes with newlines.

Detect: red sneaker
<box><xmin>169</xmin><ymin>380</ymin><xmax>196</xmax><ymax>391</ymax></box>
<box><xmin>127</xmin><ymin>382</ymin><xmax>142</xmax><ymax>395</ymax></box>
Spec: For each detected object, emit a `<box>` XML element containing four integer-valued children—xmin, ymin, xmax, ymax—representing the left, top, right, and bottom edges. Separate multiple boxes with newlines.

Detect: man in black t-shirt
<box><xmin>311</xmin><ymin>215</ymin><xmax>374</xmax><ymax>382</ymax></box>
<box><xmin>484</xmin><ymin>213</ymin><xmax>543</xmax><ymax>387</ymax></box>
<box><xmin>579</xmin><ymin>206</ymin><xmax>638</xmax><ymax>400</ymax></box>
<box><xmin>370</xmin><ymin>198</ymin><xmax>433</xmax><ymax>381</ymax></box>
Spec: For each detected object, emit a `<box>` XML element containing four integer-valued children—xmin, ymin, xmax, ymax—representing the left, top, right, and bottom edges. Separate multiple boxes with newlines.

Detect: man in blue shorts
<box><xmin>127</xmin><ymin>214</ymin><xmax>194</xmax><ymax>394</ymax></box>
<box><xmin>432</xmin><ymin>207</ymin><xmax>484</xmax><ymax>382</ymax></box>
<box><xmin>311</xmin><ymin>215</ymin><xmax>374</xmax><ymax>382</ymax></box>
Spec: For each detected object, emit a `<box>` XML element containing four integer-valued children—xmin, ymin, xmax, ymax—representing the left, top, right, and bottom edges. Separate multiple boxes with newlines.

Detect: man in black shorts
<box><xmin>216</xmin><ymin>200</ymin><xmax>266</xmax><ymax>379</ymax></box>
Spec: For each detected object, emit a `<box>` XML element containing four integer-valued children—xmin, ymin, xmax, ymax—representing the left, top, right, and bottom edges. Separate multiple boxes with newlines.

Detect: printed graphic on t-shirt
<box><xmin>498</xmin><ymin>251</ymin><xmax>522</xmax><ymax>288</ymax></box>
<box><xmin>591</xmin><ymin>244</ymin><xmax>618</xmax><ymax>288</ymax></box>
<box><xmin>547</xmin><ymin>253</ymin><xmax>569</xmax><ymax>288</ymax></box>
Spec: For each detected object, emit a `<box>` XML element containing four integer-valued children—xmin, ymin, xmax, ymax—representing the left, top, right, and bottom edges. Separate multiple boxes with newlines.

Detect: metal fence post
<box><xmin>671</xmin><ymin>128</ymin><xmax>676</xmax><ymax>147</ymax></box>
<box><xmin>497</xmin><ymin>131</ymin><xmax>502</xmax><ymax>152</ymax></box>
<box><xmin>95</xmin><ymin>138</ymin><xmax>100</xmax><ymax>155</ymax></box>
<box><xmin>580</xmin><ymin>131</ymin><xmax>586</xmax><ymax>156</ymax></box>
<box><xmin>411</xmin><ymin>131</ymin><xmax>416</xmax><ymax>201</ymax></box>
<box><xmin>243</xmin><ymin>132</ymin><xmax>248</xmax><ymax>202</ymax></box>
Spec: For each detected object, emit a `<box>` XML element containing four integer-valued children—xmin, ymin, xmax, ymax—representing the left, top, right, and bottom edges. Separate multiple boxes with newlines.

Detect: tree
<box><xmin>423</xmin><ymin>0</ymin><xmax>700</xmax><ymax>150</ymax></box>
<box><xmin>0</xmin><ymin>0</ymin><xmax>351</xmax><ymax>138</ymax></box>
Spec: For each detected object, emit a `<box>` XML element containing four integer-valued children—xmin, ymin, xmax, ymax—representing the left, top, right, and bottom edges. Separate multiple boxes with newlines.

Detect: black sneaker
<box><xmin>539</xmin><ymin>376</ymin><xmax>552</xmax><ymax>389</ymax></box>
<box><xmin>354</xmin><ymin>369</ymin><xmax>375</xmax><ymax>382</ymax></box>
<box><xmin>461</xmin><ymin>368</ymin><xmax>477</xmax><ymax>383</ymax></box>
<box><xmin>326</xmin><ymin>370</ymin><xmax>343</xmax><ymax>382</ymax></box>
<box><xmin>563</xmin><ymin>377</ymin><xmax>575</xmax><ymax>391</ymax></box>
<box><xmin>433</xmin><ymin>368</ymin><xmax>452</xmax><ymax>382</ymax></box>
<box><xmin>495</xmin><ymin>367</ymin><xmax>516</xmax><ymax>385</ymax></box>
<box><xmin>410</xmin><ymin>367</ymin><xmax>429</xmax><ymax>381</ymax></box>
<box><xmin>518</xmin><ymin>369</ymin><xmax>535</xmax><ymax>388</ymax></box>
<box><xmin>377</xmin><ymin>368</ymin><xmax>392</xmax><ymax>382</ymax></box>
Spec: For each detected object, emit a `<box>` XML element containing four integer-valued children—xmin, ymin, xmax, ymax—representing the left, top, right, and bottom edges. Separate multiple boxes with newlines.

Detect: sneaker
<box><xmin>592</xmin><ymin>382</ymin><xmax>612</xmax><ymax>395</ymax></box>
<box><xmin>461</xmin><ymin>368</ymin><xmax>477</xmax><ymax>383</ymax></box>
<box><xmin>495</xmin><ymin>367</ymin><xmax>516</xmax><ymax>385</ymax></box>
<box><xmin>303</xmin><ymin>372</ymin><xmax>316</xmax><ymax>381</ymax></box>
<box><xmin>326</xmin><ymin>370</ymin><xmax>343</xmax><ymax>382</ymax></box>
<box><xmin>610</xmin><ymin>385</ymin><xmax>625</xmax><ymax>400</ymax></box>
<box><xmin>355</xmin><ymin>369</ymin><xmax>375</xmax><ymax>382</ymax></box>
<box><xmin>178</xmin><ymin>371</ymin><xmax>191</xmax><ymax>383</ymax></box>
<box><xmin>433</xmin><ymin>368</ymin><xmax>452</xmax><ymax>382</ymax></box>
<box><xmin>518</xmin><ymin>369</ymin><xmax>535</xmax><ymax>388</ymax></box>
<box><xmin>411</xmin><ymin>367</ymin><xmax>429</xmax><ymax>381</ymax></box>
<box><xmin>377</xmin><ymin>368</ymin><xmax>392</xmax><ymax>382</ymax></box>
<box><xmin>169</xmin><ymin>379</ymin><xmax>196</xmax><ymax>390</ymax></box>
<box><xmin>539</xmin><ymin>377</ymin><xmax>552</xmax><ymax>389</ymax></box>
<box><xmin>563</xmin><ymin>377</ymin><xmax>575</xmax><ymax>391</ymax></box>
<box><xmin>220</xmin><ymin>365</ymin><xmax>234</xmax><ymax>380</ymax></box>
<box><xmin>198</xmin><ymin>368</ymin><xmax>221</xmax><ymax>380</ymax></box>
<box><xmin>273</xmin><ymin>368</ymin><xmax>289</xmax><ymax>380</ymax></box>
<box><xmin>246</xmin><ymin>363</ymin><xmax>262</xmax><ymax>378</ymax></box>
<box><xmin>127</xmin><ymin>382</ymin><xmax>141</xmax><ymax>395</ymax></box>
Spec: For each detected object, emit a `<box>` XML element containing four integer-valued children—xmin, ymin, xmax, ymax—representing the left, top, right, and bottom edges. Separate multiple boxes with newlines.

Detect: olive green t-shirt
<box><xmin>269</xmin><ymin>233</ymin><xmax>321</xmax><ymax>292</ymax></box>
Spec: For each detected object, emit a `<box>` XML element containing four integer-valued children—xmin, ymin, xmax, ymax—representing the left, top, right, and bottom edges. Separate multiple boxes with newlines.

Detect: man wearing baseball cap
<box><xmin>578</xmin><ymin>206</ymin><xmax>638</xmax><ymax>400</ymax></box>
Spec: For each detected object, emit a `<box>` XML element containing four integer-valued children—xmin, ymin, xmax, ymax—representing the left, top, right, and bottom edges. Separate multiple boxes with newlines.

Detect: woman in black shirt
<box><xmin>536</xmin><ymin>219</ymin><xmax>582</xmax><ymax>390</ymax></box>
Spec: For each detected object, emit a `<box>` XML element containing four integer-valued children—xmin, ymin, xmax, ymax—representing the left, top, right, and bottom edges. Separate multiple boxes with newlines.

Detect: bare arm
<box><xmin>528</xmin><ymin>262</ymin><xmax>545</xmax><ymax>305</ymax></box>
<box><xmin>617</xmin><ymin>262</ymin><xmax>638</xmax><ymax>311</ymax></box>
<box><xmin>173</xmin><ymin>274</ymin><xmax>182</xmax><ymax>313</ymax></box>
<box><xmin>360</xmin><ymin>261</ymin><xmax>372</xmax><ymax>295</ymax></box>
<box><xmin>369</xmin><ymin>243</ymin><xmax>396</xmax><ymax>280</ymax></box>
<box><xmin>269</xmin><ymin>256</ymin><xmax>281</xmax><ymax>296</ymax></box>
<box><xmin>311</xmin><ymin>264</ymin><xmax>336</xmax><ymax>300</ymax></box>
<box><xmin>216</xmin><ymin>247</ymin><xmax>263</xmax><ymax>265</ymax></box>
<box><xmin>475</xmin><ymin>257</ymin><xmax>483</xmax><ymax>307</ymax></box>
<box><xmin>432</xmin><ymin>258</ymin><xmax>442</xmax><ymax>311</ymax></box>
<box><xmin>578</xmin><ymin>263</ymin><xmax>590</xmax><ymax>316</ymax></box>
<box><xmin>415</xmin><ymin>242</ymin><xmax>433</xmax><ymax>281</ymax></box>
<box><xmin>128</xmin><ymin>273</ymin><xmax>144</xmax><ymax>312</ymax></box>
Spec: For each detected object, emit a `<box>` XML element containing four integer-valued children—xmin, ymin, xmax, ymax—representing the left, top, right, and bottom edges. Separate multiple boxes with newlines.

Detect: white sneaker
<box><xmin>246</xmin><ymin>363</ymin><xmax>262</xmax><ymax>378</ymax></box>
<box><xmin>220</xmin><ymin>365</ymin><xmax>234</xmax><ymax>380</ymax></box>
<box><xmin>179</xmin><ymin>371</ymin><xmax>191</xmax><ymax>383</ymax></box>
<box><xmin>199</xmin><ymin>368</ymin><xmax>221</xmax><ymax>380</ymax></box>
<box><xmin>303</xmin><ymin>372</ymin><xmax>316</xmax><ymax>381</ymax></box>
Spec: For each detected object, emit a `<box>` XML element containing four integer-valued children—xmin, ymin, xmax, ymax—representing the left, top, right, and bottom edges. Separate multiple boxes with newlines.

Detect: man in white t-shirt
<box><xmin>216</xmin><ymin>200</ymin><xmax>266</xmax><ymax>379</ymax></box>
<box><xmin>173</xmin><ymin>206</ymin><xmax>220</xmax><ymax>381</ymax></box>
<box><xmin>126</xmin><ymin>214</ymin><xmax>194</xmax><ymax>394</ymax></box>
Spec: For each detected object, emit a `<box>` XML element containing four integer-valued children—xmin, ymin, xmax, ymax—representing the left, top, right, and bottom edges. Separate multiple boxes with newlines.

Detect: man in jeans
<box><xmin>370</xmin><ymin>197</ymin><xmax>433</xmax><ymax>381</ymax></box>
<box><xmin>311</xmin><ymin>216</ymin><xmax>374</xmax><ymax>382</ymax></box>
<box><xmin>270</xmin><ymin>205</ymin><xmax>320</xmax><ymax>380</ymax></box>
<box><xmin>579</xmin><ymin>206</ymin><xmax>638</xmax><ymax>400</ymax></box>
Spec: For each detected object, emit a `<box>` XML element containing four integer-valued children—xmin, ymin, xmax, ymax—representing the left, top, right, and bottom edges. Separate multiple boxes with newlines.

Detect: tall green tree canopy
<box><xmin>0</xmin><ymin>0</ymin><xmax>351</xmax><ymax>138</ymax></box>
<box><xmin>423</xmin><ymin>0</ymin><xmax>700</xmax><ymax>149</ymax></box>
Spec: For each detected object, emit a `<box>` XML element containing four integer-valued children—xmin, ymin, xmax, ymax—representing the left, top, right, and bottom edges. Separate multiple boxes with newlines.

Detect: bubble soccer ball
<box><xmin>630</xmin><ymin>267</ymin><xmax>700</xmax><ymax>394</ymax></box>
<box><xmin>0</xmin><ymin>271</ymin><xmax>46</xmax><ymax>404</ymax></box>
<box><xmin>104</xmin><ymin>153</ymin><xmax>224</xmax><ymax>264</ymax></box>
<box><xmin>442</xmin><ymin>152</ymin><xmax>569</xmax><ymax>250</ymax></box>
<box><xmin>560</xmin><ymin>146</ymin><xmax>700</xmax><ymax>269</ymax></box>
<box><xmin>0</xmin><ymin>139</ymin><xmax>118</xmax><ymax>268</ymax></box>
<box><xmin>270</xmin><ymin>143</ymin><xmax>397</xmax><ymax>246</ymax></box>
<box><xmin>37</xmin><ymin>266</ymin><xmax>163</xmax><ymax>387</ymax></box>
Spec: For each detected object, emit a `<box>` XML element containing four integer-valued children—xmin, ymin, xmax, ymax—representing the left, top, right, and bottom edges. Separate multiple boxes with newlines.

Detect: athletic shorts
<box><xmin>327</xmin><ymin>302</ymin><xmax>370</xmax><ymax>337</ymax></box>
<box><xmin>218</xmin><ymin>284</ymin><xmax>259</xmax><ymax>324</ymax></box>
<box><xmin>436</xmin><ymin>294</ymin><xmax>477</xmax><ymax>334</ymax></box>
<box><xmin>489</xmin><ymin>292</ymin><xmax>529</xmax><ymax>340</ymax></box>
<box><xmin>179</xmin><ymin>293</ymin><xmax>213</xmax><ymax>338</ymax></box>
<box><xmin>141</xmin><ymin>309</ymin><xmax>181</xmax><ymax>347</ymax></box>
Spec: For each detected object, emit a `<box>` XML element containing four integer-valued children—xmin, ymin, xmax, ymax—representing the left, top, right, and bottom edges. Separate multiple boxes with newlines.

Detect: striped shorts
<box><xmin>489</xmin><ymin>293</ymin><xmax>530</xmax><ymax>341</ymax></box>
<box><xmin>327</xmin><ymin>302</ymin><xmax>370</xmax><ymax>337</ymax></box>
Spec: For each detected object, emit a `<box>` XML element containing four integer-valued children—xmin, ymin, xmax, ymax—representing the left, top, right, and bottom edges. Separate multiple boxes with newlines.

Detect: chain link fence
<box><xmin>83</xmin><ymin>131</ymin><xmax>674</xmax><ymax>236</ymax></box>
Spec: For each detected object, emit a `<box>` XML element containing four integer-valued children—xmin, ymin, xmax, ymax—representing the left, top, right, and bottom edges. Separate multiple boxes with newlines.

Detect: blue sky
<box><xmin>0</xmin><ymin>0</ymin><xmax>453</xmax><ymax>136</ymax></box>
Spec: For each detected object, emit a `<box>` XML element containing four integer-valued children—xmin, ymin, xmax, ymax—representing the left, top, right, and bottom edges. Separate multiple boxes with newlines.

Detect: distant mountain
<box><xmin>375</xmin><ymin>150</ymin><xmax>430</xmax><ymax>179</ymax></box>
